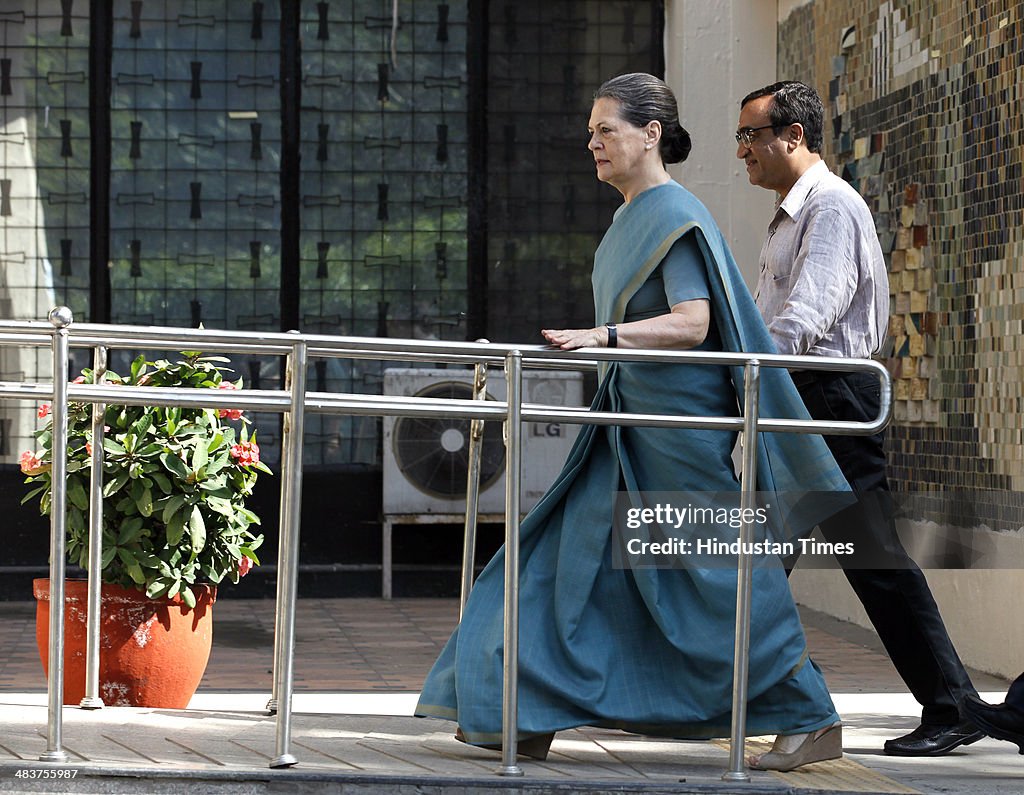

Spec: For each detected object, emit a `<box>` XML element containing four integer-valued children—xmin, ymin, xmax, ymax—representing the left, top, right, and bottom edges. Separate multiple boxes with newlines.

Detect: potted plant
<box><xmin>21</xmin><ymin>352</ymin><xmax>269</xmax><ymax>707</ymax></box>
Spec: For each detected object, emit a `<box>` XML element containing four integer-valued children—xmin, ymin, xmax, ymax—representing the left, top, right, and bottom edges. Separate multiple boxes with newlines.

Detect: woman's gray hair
<box><xmin>594</xmin><ymin>73</ymin><xmax>691</xmax><ymax>164</ymax></box>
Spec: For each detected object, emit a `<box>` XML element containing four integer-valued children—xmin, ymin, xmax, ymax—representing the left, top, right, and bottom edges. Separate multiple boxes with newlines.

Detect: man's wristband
<box><xmin>605</xmin><ymin>322</ymin><xmax>617</xmax><ymax>348</ymax></box>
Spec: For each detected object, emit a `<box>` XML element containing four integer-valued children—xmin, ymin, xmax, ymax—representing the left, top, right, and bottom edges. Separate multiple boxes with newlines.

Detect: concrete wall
<box><xmin>663</xmin><ymin>0</ymin><xmax>777</xmax><ymax>290</ymax></box>
<box><xmin>790</xmin><ymin>525</ymin><xmax>1024</xmax><ymax>680</ymax></box>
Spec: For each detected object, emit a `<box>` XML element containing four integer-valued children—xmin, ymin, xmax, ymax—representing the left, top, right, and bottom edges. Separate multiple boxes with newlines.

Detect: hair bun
<box><xmin>663</xmin><ymin>125</ymin><xmax>691</xmax><ymax>165</ymax></box>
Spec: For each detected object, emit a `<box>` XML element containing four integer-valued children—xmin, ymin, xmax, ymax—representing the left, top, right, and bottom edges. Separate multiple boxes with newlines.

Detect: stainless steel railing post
<box><xmin>723</xmin><ymin>360</ymin><xmax>761</xmax><ymax>782</ymax></box>
<box><xmin>497</xmin><ymin>350</ymin><xmax>524</xmax><ymax>777</ymax></box>
<box><xmin>40</xmin><ymin>307</ymin><xmax>73</xmax><ymax>763</ymax></box>
<box><xmin>266</xmin><ymin>353</ymin><xmax>293</xmax><ymax>716</ymax></box>
<box><xmin>80</xmin><ymin>346</ymin><xmax>108</xmax><ymax>710</ymax></box>
<box><xmin>271</xmin><ymin>337</ymin><xmax>308</xmax><ymax>768</ymax></box>
<box><xmin>460</xmin><ymin>355</ymin><xmax>489</xmax><ymax>618</ymax></box>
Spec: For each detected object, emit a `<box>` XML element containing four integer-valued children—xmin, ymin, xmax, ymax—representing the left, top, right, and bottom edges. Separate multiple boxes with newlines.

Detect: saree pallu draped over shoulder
<box><xmin>416</xmin><ymin>182</ymin><xmax>850</xmax><ymax>745</ymax></box>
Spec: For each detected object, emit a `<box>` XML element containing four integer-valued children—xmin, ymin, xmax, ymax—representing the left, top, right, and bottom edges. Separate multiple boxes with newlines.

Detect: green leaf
<box><xmin>136</xmin><ymin>486</ymin><xmax>154</xmax><ymax>517</ymax></box>
<box><xmin>150</xmin><ymin>472</ymin><xmax>172</xmax><ymax>494</ymax></box>
<box><xmin>235</xmin><ymin>507</ymin><xmax>261</xmax><ymax>524</ymax></box>
<box><xmin>66</xmin><ymin>459</ymin><xmax>89</xmax><ymax>475</ymax></box>
<box><xmin>117</xmin><ymin>548</ymin><xmax>146</xmax><ymax>584</ymax></box>
<box><xmin>130</xmin><ymin>355</ymin><xmax>146</xmax><ymax>382</ymax></box>
<box><xmin>100</xmin><ymin>546</ymin><xmax>117</xmax><ymax>568</ymax></box>
<box><xmin>127</xmin><ymin>562</ymin><xmax>145</xmax><ymax>584</ymax></box>
<box><xmin>180</xmin><ymin>587</ymin><xmax>196</xmax><ymax>608</ymax></box>
<box><xmin>102</xmin><ymin>438</ymin><xmax>127</xmax><ymax>455</ymax></box>
<box><xmin>162</xmin><ymin>494</ymin><xmax>187</xmax><ymax>524</ymax></box>
<box><xmin>103</xmin><ymin>472</ymin><xmax>129</xmax><ymax>498</ymax></box>
<box><xmin>146</xmin><ymin>581</ymin><xmax>168</xmax><ymax>599</ymax></box>
<box><xmin>160</xmin><ymin>452</ymin><xmax>189</xmax><ymax>479</ymax></box>
<box><xmin>21</xmin><ymin>485</ymin><xmax>48</xmax><ymax>505</ymax></box>
<box><xmin>189</xmin><ymin>505</ymin><xmax>206</xmax><ymax>552</ymax></box>
<box><xmin>204</xmin><ymin>496</ymin><xmax>234</xmax><ymax>516</ymax></box>
<box><xmin>114</xmin><ymin>495</ymin><xmax>135</xmax><ymax>513</ymax></box>
<box><xmin>203</xmin><ymin>459</ymin><xmax>226</xmax><ymax>477</ymax></box>
<box><xmin>130</xmin><ymin>413</ymin><xmax>153</xmax><ymax>438</ymax></box>
<box><xmin>67</xmin><ymin>478</ymin><xmax>90</xmax><ymax>511</ymax></box>
<box><xmin>166</xmin><ymin>510</ymin><xmax>186</xmax><ymax>546</ymax></box>
<box><xmin>239</xmin><ymin>547</ymin><xmax>261</xmax><ymax>565</ymax></box>
<box><xmin>117</xmin><ymin>516</ymin><xmax>144</xmax><ymax>545</ymax></box>
<box><xmin>191</xmin><ymin>440</ymin><xmax>209</xmax><ymax>475</ymax></box>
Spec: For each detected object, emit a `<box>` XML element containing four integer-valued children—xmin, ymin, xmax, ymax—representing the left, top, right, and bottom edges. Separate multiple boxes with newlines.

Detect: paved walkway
<box><xmin>0</xmin><ymin>598</ymin><xmax>1019</xmax><ymax>794</ymax></box>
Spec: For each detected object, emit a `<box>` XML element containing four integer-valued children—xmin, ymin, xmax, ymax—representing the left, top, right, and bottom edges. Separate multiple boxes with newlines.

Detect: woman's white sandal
<box><xmin>747</xmin><ymin>721</ymin><xmax>843</xmax><ymax>772</ymax></box>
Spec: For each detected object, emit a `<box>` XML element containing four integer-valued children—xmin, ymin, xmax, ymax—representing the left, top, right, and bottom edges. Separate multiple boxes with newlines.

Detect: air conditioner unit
<box><xmin>382</xmin><ymin>367</ymin><xmax>584</xmax><ymax>517</ymax></box>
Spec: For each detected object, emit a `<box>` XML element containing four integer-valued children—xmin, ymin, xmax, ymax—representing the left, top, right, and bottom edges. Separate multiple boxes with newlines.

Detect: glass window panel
<box><xmin>2</xmin><ymin>0</ymin><xmax>659</xmax><ymax>471</ymax></box>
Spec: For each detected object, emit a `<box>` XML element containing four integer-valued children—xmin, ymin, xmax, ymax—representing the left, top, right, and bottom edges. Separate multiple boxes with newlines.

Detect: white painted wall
<box><xmin>790</xmin><ymin>528</ymin><xmax>1024</xmax><ymax>681</ymax></box>
<box><xmin>663</xmin><ymin>0</ymin><xmax>778</xmax><ymax>290</ymax></box>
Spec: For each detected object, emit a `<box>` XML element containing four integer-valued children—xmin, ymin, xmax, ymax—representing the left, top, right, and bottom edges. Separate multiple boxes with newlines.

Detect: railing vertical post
<box><xmin>723</xmin><ymin>359</ymin><xmax>761</xmax><ymax>782</ymax></box>
<box><xmin>497</xmin><ymin>350</ymin><xmax>524</xmax><ymax>777</ymax></box>
<box><xmin>80</xmin><ymin>345</ymin><xmax>108</xmax><ymax>710</ymax></box>
<box><xmin>460</xmin><ymin>355</ymin><xmax>489</xmax><ymax>618</ymax></box>
<box><xmin>266</xmin><ymin>354</ymin><xmax>293</xmax><ymax>715</ymax></box>
<box><xmin>270</xmin><ymin>337</ymin><xmax>307</xmax><ymax>769</ymax></box>
<box><xmin>40</xmin><ymin>307</ymin><xmax>72</xmax><ymax>763</ymax></box>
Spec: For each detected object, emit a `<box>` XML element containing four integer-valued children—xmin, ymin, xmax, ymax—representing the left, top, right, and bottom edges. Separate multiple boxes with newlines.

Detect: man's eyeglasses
<box><xmin>735</xmin><ymin>124</ymin><xmax>777</xmax><ymax>148</ymax></box>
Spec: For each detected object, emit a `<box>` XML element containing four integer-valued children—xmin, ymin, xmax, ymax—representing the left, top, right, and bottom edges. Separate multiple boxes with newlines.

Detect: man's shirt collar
<box><xmin>776</xmin><ymin>159</ymin><xmax>830</xmax><ymax>221</ymax></box>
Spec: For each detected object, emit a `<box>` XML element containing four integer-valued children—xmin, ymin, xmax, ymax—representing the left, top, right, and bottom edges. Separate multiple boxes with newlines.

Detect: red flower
<box><xmin>217</xmin><ymin>382</ymin><xmax>244</xmax><ymax>420</ymax></box>
<box><xmin>85</xmin><ymin>441</ymin><xmax>93</xmax><ymax>456</ymax></box>
<box><xmin>238</xmin><ymin>556</ymin><xmax>253</xmax><ymax>577</ymax></box>
<box><xmin>19</xmin><ymin>451</ymin><xmax>48</xmax><ymax>476</ymax></box>
<box><xmin>38</xmin><ymin>404</ymin><xmax>51</xmax><ymax>419</ymax></box>
<box><xmin>230</xmin><ymin>440</ymin><xmax>260</xmax><ymax>467</ymax></box>
<box><xmin>72</xmin><ymin>375</ymin><xmax>86</xmax><ymax>384</ymax></box>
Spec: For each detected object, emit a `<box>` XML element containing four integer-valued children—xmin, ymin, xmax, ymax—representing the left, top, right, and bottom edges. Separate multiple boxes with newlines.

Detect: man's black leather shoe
<box><xmin>961</xmin><ymin>694</ymin><xmax>1024</xmax><ymax>754</ymax></box>
<box><xmin>883</xmin><ymin>720</ymin><xmax>985</xmax><ymax>756</ymax></box>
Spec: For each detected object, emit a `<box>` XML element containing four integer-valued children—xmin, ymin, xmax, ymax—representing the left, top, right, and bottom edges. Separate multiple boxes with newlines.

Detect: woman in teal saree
<box><xmin>416</xmin><ymin>73</ymin><xmax>847</xmax><ymax>772</ymax></box>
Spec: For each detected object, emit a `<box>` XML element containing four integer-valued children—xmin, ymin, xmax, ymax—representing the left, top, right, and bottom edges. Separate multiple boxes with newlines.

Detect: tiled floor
<box><xmin>0</xmin><ymin>598</ymin><xmax>462</xmax><ymax>695</ymax></box>
<box><xmin>1</xmin><ymin>597</ymin><xmax>1019</xmax><ymax>795</ymax></box>
<box><xmin>1</xmin><ymin>596</ymin><xmax>1007</xmax><ymax>697</ymax></box>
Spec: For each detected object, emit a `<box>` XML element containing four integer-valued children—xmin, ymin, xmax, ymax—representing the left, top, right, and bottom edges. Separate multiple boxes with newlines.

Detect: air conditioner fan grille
<box><xmin>391</xmin><ymin>381</ymin><xmax>506</xmax><ymax>499</ymax></box>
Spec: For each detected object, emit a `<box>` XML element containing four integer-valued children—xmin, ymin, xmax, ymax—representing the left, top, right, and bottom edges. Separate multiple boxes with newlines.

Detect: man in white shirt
<box><xmin>737</xmin><ymin>80</ymin><xmax>981</xmax><ymax>757</ymax></box>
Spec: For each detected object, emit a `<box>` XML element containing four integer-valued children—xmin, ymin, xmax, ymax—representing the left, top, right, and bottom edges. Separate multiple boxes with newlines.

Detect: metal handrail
<box><xmin>0</xmin><ymin>309</ymin><xmax>891</xmax><ymax>781</ymax></box>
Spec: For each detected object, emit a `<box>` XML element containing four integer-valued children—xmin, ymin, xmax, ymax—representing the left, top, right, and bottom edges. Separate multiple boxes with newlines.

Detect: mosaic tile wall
<box><xmin>778</xmin><ymin>0</ymin><xmax>1024</xmax><ymax>528</ymax></box>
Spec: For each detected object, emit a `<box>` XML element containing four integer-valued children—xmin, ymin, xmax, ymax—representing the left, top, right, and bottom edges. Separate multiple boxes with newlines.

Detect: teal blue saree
<box><xmin>416</xmin><ymin>182</ymin><xmax>848</xmax><ymax>744</ymax></box>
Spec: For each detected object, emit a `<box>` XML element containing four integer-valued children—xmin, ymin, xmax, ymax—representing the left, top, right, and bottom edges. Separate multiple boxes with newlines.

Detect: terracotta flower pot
<box><xmin>33</xmin><ymin>578</ymin><xmax>216</xmax><ymax>708</ymax></box>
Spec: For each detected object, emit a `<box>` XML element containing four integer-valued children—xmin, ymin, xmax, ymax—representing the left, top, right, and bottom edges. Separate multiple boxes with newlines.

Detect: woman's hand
<box><xmin>541</xmin><ymin>327</ymin><xmax>607</xmax><ymax>351</ymax></box>
<box><xmin>542</xmin><ymin>299</ymin><xmax>709</xmax><ymax>352</ymax></box>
